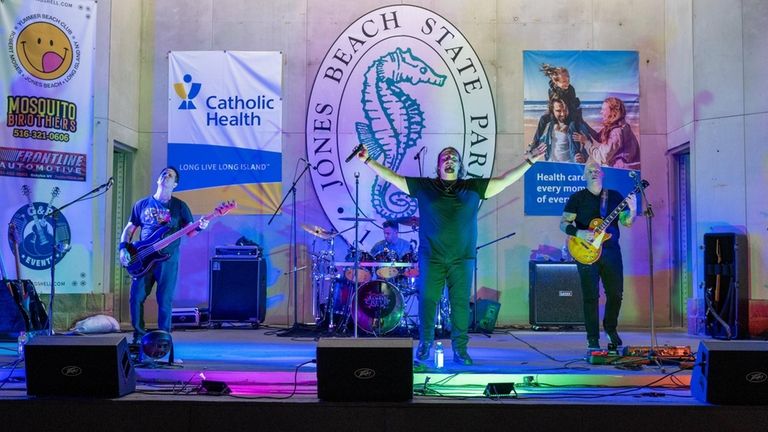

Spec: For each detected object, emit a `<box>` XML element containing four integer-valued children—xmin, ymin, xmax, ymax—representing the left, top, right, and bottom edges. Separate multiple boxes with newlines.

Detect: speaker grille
<box><xmin>529</xmin><ymin>261</ymin><xmax>584</xmax><ymax>325</ymax></box>
<box><xmin>209</xmin><ymin>257</ymin><xmax>266</xmax><ymax>322</ymax></box>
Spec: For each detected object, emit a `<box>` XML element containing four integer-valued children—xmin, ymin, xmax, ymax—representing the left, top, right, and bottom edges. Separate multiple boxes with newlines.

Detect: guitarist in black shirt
<box><xmin>118</xmin><ymin>167</ymin><xmax>209</xmax><ymax>343</ymax></box>
<box><xmin>560</xmin><ymin>161</ymin><xmax>636</xmax><ymax>352</ymax></box>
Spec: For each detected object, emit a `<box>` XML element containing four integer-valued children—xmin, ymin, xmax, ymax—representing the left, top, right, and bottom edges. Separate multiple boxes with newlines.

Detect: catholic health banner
<box><xmin>168</xmin><ymin>51</ymin><xmax>283</xmax><ymax>215</ymax></box>
<box><xmin>0</xmin><ymin>0</ymin><xmax>96</xmax><ymax>293</ymax></box>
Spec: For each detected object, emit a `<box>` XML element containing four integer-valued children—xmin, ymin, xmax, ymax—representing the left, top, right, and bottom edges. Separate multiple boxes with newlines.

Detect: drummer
<box><xmin>370</xmin><ymin>220</ymin><xmax>413</xmax><ymax>262</ymax></box>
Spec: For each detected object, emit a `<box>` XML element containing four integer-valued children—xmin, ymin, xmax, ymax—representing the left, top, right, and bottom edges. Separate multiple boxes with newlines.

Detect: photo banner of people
<box><xmin>523</xmin><ymin>50</ymin><xmax>640</xmax><ymax>216</ymax></box>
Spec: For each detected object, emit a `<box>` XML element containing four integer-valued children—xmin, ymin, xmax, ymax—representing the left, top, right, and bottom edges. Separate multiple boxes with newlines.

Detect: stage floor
<box><xmin>5</xmin><ymin>327</ymin><xmax>768</xmax><ymax>432</ymax></box>
<box><xmin>2</xmin><ymin>326</ymin><xmax>703</xmax><ymax>403</ymax></box>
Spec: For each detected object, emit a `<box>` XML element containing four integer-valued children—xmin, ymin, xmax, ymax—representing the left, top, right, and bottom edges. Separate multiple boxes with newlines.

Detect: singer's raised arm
<box><xmin>355</xmin><ymin>146</ymin><xmax>409</xmax><ymax>194</ymax></box>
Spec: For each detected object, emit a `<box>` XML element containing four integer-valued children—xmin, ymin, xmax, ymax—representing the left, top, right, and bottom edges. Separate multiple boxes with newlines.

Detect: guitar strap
<box><xmin>600</xmin><ymin>189</ymin><xmax>608</xmax><ymax>218</ymax></box>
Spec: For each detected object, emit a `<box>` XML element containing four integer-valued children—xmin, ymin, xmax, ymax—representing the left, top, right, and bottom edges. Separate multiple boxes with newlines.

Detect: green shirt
<box><xmin>405</xmin><ymin>177</ymin><xmax>489</xmax><ymax>261</ymax></box>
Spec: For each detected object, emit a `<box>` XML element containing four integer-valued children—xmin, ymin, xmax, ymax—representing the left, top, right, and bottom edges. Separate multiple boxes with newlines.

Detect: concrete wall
<box><xmin>76</xmin><ymin>0</ymin><xmax>766</xmax><ymax>330</ymax></box>
<box><xmin>667</xmin><ymin>0</ymin><xmax>768</xmax><ymax>335</ymax></box>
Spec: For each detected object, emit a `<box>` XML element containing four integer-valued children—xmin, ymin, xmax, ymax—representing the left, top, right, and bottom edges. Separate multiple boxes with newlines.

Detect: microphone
<box><xmin>413</xmin><ymin>146</ymin><xmax>426</xmax><ymax>160</ymax></box>
<box><xmin>345</xmin><ymin>143</ymin><xmax>365</xmax><ymax>163</ymax></box>
<box><xmin>629</xmin><ymin>171</ymin><xmax>638</xmax><ymax>178</ymax></box>
<box><xmin>101</xmin><ymin>177</ymin><xmax>114</xmax><ymax>190</ymax></box>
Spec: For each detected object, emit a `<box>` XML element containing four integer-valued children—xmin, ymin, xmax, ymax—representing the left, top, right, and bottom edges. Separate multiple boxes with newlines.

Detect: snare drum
<box><xmin>355</xmin><ymin>280</ymin><xmax>404</xmax><ymax>335</ymax></box>
<box><xmin>344</xmin><ymin>249</ymin><xmax>373</xmax><ymax>282</ymax></box>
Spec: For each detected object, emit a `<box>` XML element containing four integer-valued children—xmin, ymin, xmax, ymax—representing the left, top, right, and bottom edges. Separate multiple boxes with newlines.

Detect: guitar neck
<box><xmin>596</xmin><ymin>195</ymin><xmax>633</xmax><ymax>232</ymax></box>
<box><xmin>150</xmin><ymin>210</ymin><xmax>218</xmax><ymax>252</ymax></box>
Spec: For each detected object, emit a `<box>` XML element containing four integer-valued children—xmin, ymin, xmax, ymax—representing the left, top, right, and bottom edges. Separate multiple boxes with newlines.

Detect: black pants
<box><xmin>576</xmin><ymin>247</ymin><xmax>623</xmax><ymax>341</ymax></box>
<box><xmin>418</xmin><ymin>256</ymin><xmax>473</xmax><ymax>350</ymax></box>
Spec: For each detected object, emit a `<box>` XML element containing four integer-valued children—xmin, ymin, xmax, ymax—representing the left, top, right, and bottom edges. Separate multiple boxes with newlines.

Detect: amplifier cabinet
<box><xmin>209</xmin><ymin>256</ymin><xmax>266</xmax><ymax>323</ymax></box>
<box><xmin>529</xmin><ymin>260</ymin><xmax>584</xmax><ymax>326</ymax></box>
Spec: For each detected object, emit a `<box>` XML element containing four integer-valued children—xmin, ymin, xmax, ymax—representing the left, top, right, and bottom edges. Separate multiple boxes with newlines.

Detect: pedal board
<box><xmin>587</xmin><ymin>349</ymin><xmax>646</xmax><ymax>365</ymax></box>
<box><xmin>623</xmin><ymin>345</ymin><xmax>694</xmax><ymax>360</ymax></box>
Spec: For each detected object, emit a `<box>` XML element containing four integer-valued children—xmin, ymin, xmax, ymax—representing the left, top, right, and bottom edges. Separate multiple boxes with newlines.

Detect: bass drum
<box><xmin>355</xmin><ymin>280</ymin><xmax>404</xmax><ymax>335</ymax></box>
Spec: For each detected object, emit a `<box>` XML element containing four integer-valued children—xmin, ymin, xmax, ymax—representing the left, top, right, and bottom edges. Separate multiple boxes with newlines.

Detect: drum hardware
<box><xmin>338</xmin><ymin>216</ymin><xmax>376</xmax><ymax>222</ymax></box>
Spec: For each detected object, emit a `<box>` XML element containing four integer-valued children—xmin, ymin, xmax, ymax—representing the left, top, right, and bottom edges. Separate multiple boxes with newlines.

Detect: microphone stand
<box><xmin>633</xmin><ymin>175</ymin><xmax>659</xmax><ymax>364</ymax></box>
<box><xmin>471</xmin><ymin>232</ymin><xmax>516</xmax><ymax>334</ymax></box>
<box><xmin>270</xmin><ymin>159</ymin><xmax>315</xmax><ymax>336</ymax></box>
<box><xmin>47</xmin><ymin>178</ymin><xmax>113</xmax><ymax>335</ymax></box>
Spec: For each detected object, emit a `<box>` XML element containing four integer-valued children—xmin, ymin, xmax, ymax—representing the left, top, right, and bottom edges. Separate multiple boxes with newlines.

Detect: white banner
<box><xmin>1</xmin><ymin>0</ymin><xmax>97</xmax><ymax>293</ymax></box>
<box><xmin>168</xmin><ymin>51</ymin><xmax>283</xmax><ymax>215</ymax></box>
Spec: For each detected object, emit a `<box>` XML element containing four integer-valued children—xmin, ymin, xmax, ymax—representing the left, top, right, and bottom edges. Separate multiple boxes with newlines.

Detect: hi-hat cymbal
<box><xmin>393</xmin><ymin>216</ymin><xmax>419</xmax><ymax>227</ymax></box>
<box><xmin>338</xmin><ymin>216</ymin><xmax>376</xmax><ymax>222</ymax></box>
<box><xmin>301</xmin><ymin>223</ymin><xmax>334</xmax><ymax>239</ymax></box>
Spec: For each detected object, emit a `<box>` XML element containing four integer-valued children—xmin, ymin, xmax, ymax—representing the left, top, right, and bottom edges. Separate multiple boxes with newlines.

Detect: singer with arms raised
<box><xmin>357</xmin><ymin>144</ymin><xmax>545</xmax><ymax>365</ymax></box>
<box><xmin>118</xmin><ymin>166</ymin><xmax>209</xmax><ymax>344</ymax></box>
<box><xmin>560</xmin><ymin>161</ymin><xmax>636</xmax><ymax>353</ymax></box>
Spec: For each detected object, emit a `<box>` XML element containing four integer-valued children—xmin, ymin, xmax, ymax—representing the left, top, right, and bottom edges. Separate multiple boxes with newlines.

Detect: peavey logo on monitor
<box><xmin>61</xmin><ymin>366</ymin><xmax>83</xmax><ymax>377</ymax></box>
<box><xmin>746</xmin><ymin>372</ymin><xmax>768</xmax><ymax>383</ymax></box>
<box><xmin>306</xmin><ymin>4</ymin><xmax>496</xmax><ymax>245</ymax></box>
<box><xmin>354</xmin><ymin>367</ymin><xmax>376</xmax><ymax>380</ymax></box>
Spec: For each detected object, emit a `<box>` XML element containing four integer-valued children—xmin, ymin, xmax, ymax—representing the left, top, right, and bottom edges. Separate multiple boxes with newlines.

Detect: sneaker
<box><xmin>587</xmin><ymin>338</ymin><xmax>600</xmax><ymax>350</ymax></box>
<box><xmin>453</xmin><ymin>349</ymin><xmax>473</xmax><ymax>366</ymax></box>
<box><xmin>606</xmin><ymin>331</ymin><xmax>623</xmax><ymax>346</ymax></box>
<box><xmin>416</xmin><ymin>341</ymin><xmax>433</xmax><ymax>361</ymax></box>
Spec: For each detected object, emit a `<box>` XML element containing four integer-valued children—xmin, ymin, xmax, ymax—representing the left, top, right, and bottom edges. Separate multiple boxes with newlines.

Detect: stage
<box><xmin>1</xmin><ymin>327</ymin><xmax>766</xmax><ymax>431</ymax></box>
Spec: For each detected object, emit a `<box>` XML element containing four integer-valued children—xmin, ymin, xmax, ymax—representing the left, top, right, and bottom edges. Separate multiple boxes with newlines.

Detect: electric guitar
<box><xmin>122</xmin><ymin>200</ymin><xmax>236</xmax><ymax>278</ymax></box>
<box><xmin>567</xmin><ymin>180</ymin><xmax>649</xmax><ymax>265</ymax></box>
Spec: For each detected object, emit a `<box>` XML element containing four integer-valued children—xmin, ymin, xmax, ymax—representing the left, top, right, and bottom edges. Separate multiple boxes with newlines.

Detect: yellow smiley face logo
<box><xmin>16</xmin><ymin>22</ymin><xmax>73</xmax><ymax>81</ymax></box>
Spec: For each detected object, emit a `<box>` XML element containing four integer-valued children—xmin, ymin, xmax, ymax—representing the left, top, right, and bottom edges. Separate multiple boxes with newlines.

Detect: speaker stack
<box><xmin>209</xmin><ymin>246</ymin><xmax>267</xmax><ymax>325</ymax></box>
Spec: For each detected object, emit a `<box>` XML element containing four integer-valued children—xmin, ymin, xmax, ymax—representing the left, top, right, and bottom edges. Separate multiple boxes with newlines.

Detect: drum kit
<box><xmin>303</xmin><ymin>217</ymin><xmax>451</xmax><ymax>337</ymax></box>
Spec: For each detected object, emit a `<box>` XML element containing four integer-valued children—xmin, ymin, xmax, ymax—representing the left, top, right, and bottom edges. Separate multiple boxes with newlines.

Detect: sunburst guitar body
<box><xmin>567</xmin><ymin>218</ymin><xmax>612</xmax><ymax>265</ymax></box>
<box><xmin>566</xmin><ymin>179</ymin><xmax>649</xmax><ymax>265</ymax></box>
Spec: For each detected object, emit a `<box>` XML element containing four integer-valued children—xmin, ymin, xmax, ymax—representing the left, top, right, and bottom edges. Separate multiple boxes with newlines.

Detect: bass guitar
<box><xmin>122</xmin><ymin>201</ymin><xmax>236</xmax><ymax>278</ymax></box>
<box><xmin>568</xmin><ymin>180</ymin><xmax>649</xmax><ymax>265</ymax></box>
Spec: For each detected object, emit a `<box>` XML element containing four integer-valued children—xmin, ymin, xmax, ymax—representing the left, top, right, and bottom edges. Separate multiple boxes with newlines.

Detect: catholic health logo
<box><xmin>306</xmin><ymin>5</ymin><xmax>496</xmax><ymax>244</ymax></box>
<box><xmin>173</xmin><ymin>73</ymin><xmax>201</xmax><ymax>110</ymax></box>
<box><xmin>7</xmin><ymin>14</ymin><xmax>81</xmax><ymax>87</ymax></box>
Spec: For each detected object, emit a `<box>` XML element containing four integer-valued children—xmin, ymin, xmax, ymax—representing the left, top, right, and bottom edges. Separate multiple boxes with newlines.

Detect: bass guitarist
<box><xmin>560</xmin><ymin>161</ymin><xmax>636</xmax><ymax>353</ymax></box>
<box><xmin>118</xmin><ymin>167</ymin><xmax>209</xmax><ymax>343</ymax></box>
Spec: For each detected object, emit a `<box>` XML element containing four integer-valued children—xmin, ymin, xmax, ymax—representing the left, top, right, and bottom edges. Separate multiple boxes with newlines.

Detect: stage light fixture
<box><xmin>483</xmin><ymin>382</ymin><xmax>517</xmax><ymax>399</ymax></box>
<box><xmin>138</xmin><ymin>330</ymin><xmax>175</xmax><ymax>366</ymax></box>
<box><xmin>199</xmin><ymin>380</ymin><xmax>232</xmax><ymax>396</ymax></box>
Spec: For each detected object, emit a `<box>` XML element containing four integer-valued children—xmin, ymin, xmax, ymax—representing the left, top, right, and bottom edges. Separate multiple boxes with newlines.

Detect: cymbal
<box><xmin>338</xmin><ymin>216</ymin><xmax>376</xmax><ymax>222</ymax></box>
<box><xmin>393</xmin><ymin>216</ymin><xmax>419</xmax><ymax>227</ymax></box>
<box><xmin>301</xmin><ymin>223</ymin><xmax>334</xmax><ymax>239</ymax></box>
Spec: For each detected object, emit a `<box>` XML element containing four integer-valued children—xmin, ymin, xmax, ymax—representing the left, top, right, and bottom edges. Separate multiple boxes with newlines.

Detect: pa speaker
<box><xmin>210</xmin><ymin>256</ymin><xmax>266</xmax><ymax>323</ymax></box>
<box><xmin>25</xmin><ymin>335</ymin><xmax>136</xmax><ymax>398</ymax></box>
<box><xmin>691</xmin><ymin>340</ymin><xmax>768</xmax><ymax>404</ymax></box>
<box><xmin>529</xmin><ymin>261</ymin><xmax>584</xmax><ymax>326</ymax></box>
<box><xmin>317</xmin><ymin>338</ymin><xmax>412</xmax><ymax>401</ymax></box>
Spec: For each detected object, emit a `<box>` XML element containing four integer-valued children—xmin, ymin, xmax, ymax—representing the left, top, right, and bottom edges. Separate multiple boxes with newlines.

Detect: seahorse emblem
<box><xmin>355</xmin><ymin>48</ymin><xmax>446</xmax><ymax>220</ymax></box>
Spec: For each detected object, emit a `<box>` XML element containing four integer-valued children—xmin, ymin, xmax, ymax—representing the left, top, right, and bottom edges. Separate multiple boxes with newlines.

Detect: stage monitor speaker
<box><xmin>529</xmin><ymin>261</ymin><xmax>584</xmax><ymax>326</ymax></box>
<box><xmin>691</xmin><ymin>340</ymin><xmax>768</xmax><ymax>404</ymax></box>
<box><xmin>317</xmin><ymin>338</ymin><xmax>413</xmax><ymax>402</ymax></box>
<box><xmin>209</xmin><ymin>256</ymin><xmax>266</xmax><ymax>323</ymax></box>
<box><xmin>25</xmin><ymin>335</ymin><xmax>136</xmax><ymax>398</ymax></box>
<box><xmin>475</xmin><ymin>299</ymin><xmax>500</xmax><ymax>333</ymax></box>
<box><xmin>703</xmin><ymin>233</ymin><xmax>748</xmax><ymax>339</ymax></box>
